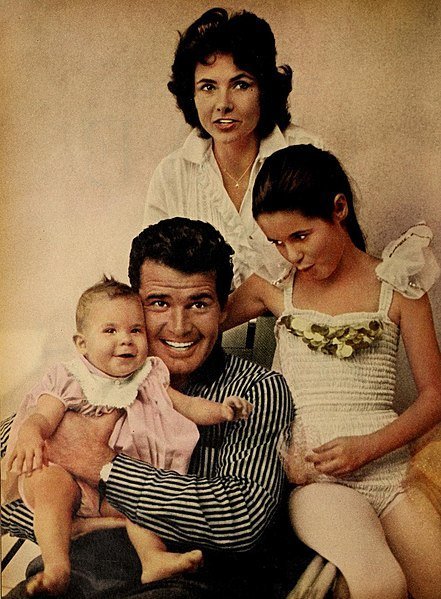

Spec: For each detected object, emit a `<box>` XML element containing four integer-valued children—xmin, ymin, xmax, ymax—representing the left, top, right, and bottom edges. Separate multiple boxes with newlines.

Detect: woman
<box><xmin>143</xmin><ymin>7</ymin><xmax>323</xmax><ymax>288</ymax></box>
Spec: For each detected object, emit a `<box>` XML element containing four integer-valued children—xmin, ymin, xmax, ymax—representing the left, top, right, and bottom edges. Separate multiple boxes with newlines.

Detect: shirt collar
<box><xmin>181</xmin><ymin>125</ymin><xmax>288</xmax><ymax>165</ymax></box>
<box><xmin>257</xmin><ymin>125</ymin><xmax>288</xmax><ymax>160</ymax></box>
<box><xmin>182</xmin><ymin>129</ymin><xmax>212</xmax><ymax>164</ymax></box>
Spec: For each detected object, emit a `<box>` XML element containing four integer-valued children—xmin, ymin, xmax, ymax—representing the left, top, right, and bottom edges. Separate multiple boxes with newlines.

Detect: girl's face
<box><xmin>75</xmin><ymin>295</ymin><xmax>148</xmax><ymax>377</ymax></box>
<box><xmin>256</xmin><ymin>200</ymin><xmax>349</xmax><ymax>282</ymax></box>
<box><xmin>194</xmin><ymin>53</ymin><xmax>261</xmax><ymax>147</ymax></box>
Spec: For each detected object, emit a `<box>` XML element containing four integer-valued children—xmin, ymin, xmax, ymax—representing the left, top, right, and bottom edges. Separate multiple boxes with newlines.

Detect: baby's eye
<box><xmin>104</xmin><ymin>328</ymin><xmax>116</xmax><ymax>334</ymax></box>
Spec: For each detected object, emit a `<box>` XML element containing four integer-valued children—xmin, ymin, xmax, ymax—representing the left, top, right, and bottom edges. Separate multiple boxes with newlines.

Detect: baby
<box><xmin>3</xmin><ymin>276</ymin><xmax>252</xmax><ymax>596</ymax></box>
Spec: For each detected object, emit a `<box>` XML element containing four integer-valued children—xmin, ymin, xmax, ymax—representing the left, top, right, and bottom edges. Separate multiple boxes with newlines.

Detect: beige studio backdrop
<box><xmin>1</xmin><ymin>0</ymin><xmax>440</xmax><ymax>420</ymax></box>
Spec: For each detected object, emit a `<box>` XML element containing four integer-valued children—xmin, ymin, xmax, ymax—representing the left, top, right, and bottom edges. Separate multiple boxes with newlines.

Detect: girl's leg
<box><xmin>125</xmin><ymin>519</ymin><xmax>203</xmax><ymax>584</ymax></box>
<box><xmin>381</xmin><ymin>492</ymin><xmax>441</xmax><ymax>599</ymax></box>
<box><xmin>289</xmin><ymin>483</ymin><xmax>407</xmax><ymax>599</ymax></box>
<box><xmin>22</xmin><ymin>464</ymin><xmax>81</xmax><ymax>596</ymax></box>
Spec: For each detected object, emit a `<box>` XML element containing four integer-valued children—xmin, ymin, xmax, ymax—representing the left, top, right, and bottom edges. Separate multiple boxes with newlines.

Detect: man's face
<box><xmin>139</xmin><ymin>260</ymin><xmax>227</xmax><ymax>387</ymax></box>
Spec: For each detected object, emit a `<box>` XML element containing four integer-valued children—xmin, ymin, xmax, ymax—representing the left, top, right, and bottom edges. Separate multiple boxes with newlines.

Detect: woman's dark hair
<box><xmin>168</xmin><ymin>7</ymin><xmax>292</xmax><ymax>139</ymax></box>
<box><xmin>129</xmin><ymin>217</ymin><xmax>234</xmax><ymax>308</ymax></box>
<box><xmin>253</xmin><ymin>145</ymin><xmax>366</xmax><ymax>251</ymax></box>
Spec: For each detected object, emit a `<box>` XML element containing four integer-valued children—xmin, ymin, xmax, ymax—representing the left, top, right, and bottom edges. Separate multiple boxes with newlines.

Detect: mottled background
<box><xmin>1</xmin><ymin>0</ymin><xmax>440</xmax><ymax>416</ymax></box>
<box><xmin>1</xmin><ymin>0</ymin><xmax>441</xmax><ymax>591</ymax></box>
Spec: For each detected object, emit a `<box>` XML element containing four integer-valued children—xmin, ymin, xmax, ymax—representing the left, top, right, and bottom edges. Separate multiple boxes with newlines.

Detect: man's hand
<box><xmin>221</xmin><ymin>396</ymin><xmax>253</xmax><ymax>422</ymax></box>
<box><xmin>306</xmin><ymin>435</ymin><xmax>375</xmax><ymax>476</ymax></box>
<box><xmin>45</xmin><ymin>411</ymin><xmax>119</xmax><ymax>487</ymax></box>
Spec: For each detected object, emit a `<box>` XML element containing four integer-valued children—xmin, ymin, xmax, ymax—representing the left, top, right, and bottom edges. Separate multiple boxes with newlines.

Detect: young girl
<box><xmin>3</xmin><ymin>276</ymin><xmax>251</xmax><ymax>596</ymax></box>
<box><xmin>224</xmin><ymin>145</ymin><xmax>441</xmax><ymax>599</ymax></box>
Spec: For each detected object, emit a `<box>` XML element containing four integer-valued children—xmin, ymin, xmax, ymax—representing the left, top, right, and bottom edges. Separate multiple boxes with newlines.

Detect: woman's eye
<box><xmin>132</xmin><ymin>327</ymin><xmax>143</xmax><ymax>333</ymax></box>
<box><xmin>234</xmin><ymin>80</ymin><xmax>251</xmax><ymax>90</ymax></box>
<box><xmin>270</xmin><ymin>240</ymin><xmax>283</xmax><ymax>247</ymax></box>
<box><xmin>198</xmin><ymin>83</ymin><xmax>215</xmax><ymax>92</ymax></box>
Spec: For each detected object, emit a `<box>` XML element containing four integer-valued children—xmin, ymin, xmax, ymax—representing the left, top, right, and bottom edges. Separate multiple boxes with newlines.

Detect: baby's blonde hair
<box><xmin>76</xmin><ymin>275</ymin><xmax>139</xmax><ymax>332</ymax></box>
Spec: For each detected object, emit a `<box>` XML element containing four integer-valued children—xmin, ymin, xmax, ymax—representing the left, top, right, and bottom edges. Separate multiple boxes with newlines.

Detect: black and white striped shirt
<box><xmin>1</xmin><ymin>353</ymin><xmax>293</xmax><ymax>550</ymax></box>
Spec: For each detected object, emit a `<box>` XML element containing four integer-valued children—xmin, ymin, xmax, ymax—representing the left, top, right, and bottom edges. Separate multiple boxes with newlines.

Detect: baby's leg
<box><xmin>289</xmin><ymin>483</ymin><xmax>407</xmax><ymax>599</ymax></box>
<box><xmin>125</xmin><ymin>519</ymin><xmax>203</xmax><ymax>583</ymax></box>
<box><xmin>381</xmin><ymin>492</ymin><xmax>441</xmax><ymax>599</ymax></box>
<box><xmin>22</xmin><ymin>464</ymin><xmax>81</xmax><ymax>596</ymax></box>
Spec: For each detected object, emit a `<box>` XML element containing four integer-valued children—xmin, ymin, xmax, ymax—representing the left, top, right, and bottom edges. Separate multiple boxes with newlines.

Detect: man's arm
<box><xmin>104</xmin><ymin>368</ymin><xmax>293</xmax><ymax>551</ymax></box>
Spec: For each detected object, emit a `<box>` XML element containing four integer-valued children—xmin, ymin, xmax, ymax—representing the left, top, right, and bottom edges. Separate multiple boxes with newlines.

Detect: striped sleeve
<box><xmin>1</xmin><ymin>414</ymin><xmax>36</xmax><ymax>541</ymax></box>
<box><xmin>105</xmin><ymin>359</ymin><xmax>293</xmax><ymax>551</ymax></box>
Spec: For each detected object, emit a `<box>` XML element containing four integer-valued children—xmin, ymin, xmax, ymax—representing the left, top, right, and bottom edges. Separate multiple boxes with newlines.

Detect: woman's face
<box><xmin>194</xmin><ymin>53</ymin><xmax>261</xmax><ymax>147</ymax></box>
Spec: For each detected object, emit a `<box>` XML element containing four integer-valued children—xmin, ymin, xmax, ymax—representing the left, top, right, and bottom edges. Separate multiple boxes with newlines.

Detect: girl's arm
<box><xmin>6</xmin><ymin>393</ymin><xmax>66</xmax><ymax>475</ymax></box>
<box><xmin>310</xmin><ymin>293</ymin><xmax>441</xmax><ymax>476</ymax></box>
<box><xmin>168</xmin><ymin>387</ymin><xmax>252</xmax><ymax>425</ymax></box>
<box><xmin>222</xmin><ymin>274</ymin><xmax>282</xmax><ymax>331</ymax></box>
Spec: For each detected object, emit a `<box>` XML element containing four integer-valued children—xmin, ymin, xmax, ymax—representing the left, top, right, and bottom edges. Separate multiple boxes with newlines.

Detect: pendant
<box><xmin>235</xmin><ymin>183</ymin><xmax>239</xmax><ymax>188</ymax></box>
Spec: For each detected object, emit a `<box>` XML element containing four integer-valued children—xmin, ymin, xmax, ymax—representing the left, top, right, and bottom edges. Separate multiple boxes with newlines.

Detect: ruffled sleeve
<box><xmin>375</xmin><ymin>223</ymin><xmax>440</xmax><ymax>299</ymax></box>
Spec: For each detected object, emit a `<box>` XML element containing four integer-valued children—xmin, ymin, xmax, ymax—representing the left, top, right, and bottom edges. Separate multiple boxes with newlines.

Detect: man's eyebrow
<box><xmin>189</xmin><ymin>292</ymin><xmax>215</xmax><ymax>301</ymax></box>
<box><xmin>143</xmin><ymin>292</ymin><xmax>169</xmax><ymax>300</ymax></box>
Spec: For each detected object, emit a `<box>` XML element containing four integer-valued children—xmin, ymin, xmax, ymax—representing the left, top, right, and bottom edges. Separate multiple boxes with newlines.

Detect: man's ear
<box><xmin>73</xmin><ymin>333</ymin><xmax>87</xmax><ymax>355</ymax></box>
<box><xmin>333</xmin><ymin>193</ymin><xmax>348</xmax><ymax>222</ymax></box>
<box><xmin>219</xmin><ymin>306</ymin><xmax>228</xmax><ymax>326</ymax></box>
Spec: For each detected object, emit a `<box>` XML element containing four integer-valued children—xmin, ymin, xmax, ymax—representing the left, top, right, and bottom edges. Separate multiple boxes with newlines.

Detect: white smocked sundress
<box><xmin>275</xmin><ymin>224</ymin><xmax>440</xmax><ymax>515</ymax></box>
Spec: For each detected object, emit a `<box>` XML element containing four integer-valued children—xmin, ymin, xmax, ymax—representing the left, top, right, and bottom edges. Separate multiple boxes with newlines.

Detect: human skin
<box><xmin>46</xmin><ymin>261</ymin><xmax>228</xmax><ymax>484</ymax></box>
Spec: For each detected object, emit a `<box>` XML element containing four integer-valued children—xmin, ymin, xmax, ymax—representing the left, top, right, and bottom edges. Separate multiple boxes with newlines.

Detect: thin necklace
<box><xmin>218</xmin><ymin>157</ymin><xmax>255</xmax><ymax>188</ymax></box>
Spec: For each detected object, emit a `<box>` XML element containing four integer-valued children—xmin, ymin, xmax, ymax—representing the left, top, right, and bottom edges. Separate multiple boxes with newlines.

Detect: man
<box><xmin>2</xmin><ymin>218</ymin><xmax>306</xmax><ymax>598</ymax></box>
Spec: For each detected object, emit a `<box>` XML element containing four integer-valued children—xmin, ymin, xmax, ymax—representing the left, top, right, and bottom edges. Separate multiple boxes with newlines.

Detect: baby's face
<box><xmin>76</xmin><ymin>295</ymin><xmax>148</xmax><ymax>377</ymax></box>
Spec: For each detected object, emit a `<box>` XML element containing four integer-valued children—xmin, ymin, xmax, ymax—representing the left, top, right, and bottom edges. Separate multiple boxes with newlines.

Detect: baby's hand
<box><xmin>221</xmin><ymin>396</ymin><xmax>253</xmax><ymax>422</ymax></box>
<box><xmin>6</xmin><ymin>427</ymin><xmax>48</xmax><ymax>476</ymax></box>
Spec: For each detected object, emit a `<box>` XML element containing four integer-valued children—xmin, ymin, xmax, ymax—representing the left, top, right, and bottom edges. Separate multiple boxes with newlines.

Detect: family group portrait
<box><xmin>1</xmin><ymin>1</ymin><xmax>440</xmax><ymax>597</ymax></box>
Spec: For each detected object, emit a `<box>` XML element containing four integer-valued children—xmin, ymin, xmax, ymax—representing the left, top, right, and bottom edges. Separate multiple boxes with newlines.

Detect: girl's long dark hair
<box><xmin>253</xmin><ymin>145</ymin><xmax>366</xmax><ymax>251</ymax></box>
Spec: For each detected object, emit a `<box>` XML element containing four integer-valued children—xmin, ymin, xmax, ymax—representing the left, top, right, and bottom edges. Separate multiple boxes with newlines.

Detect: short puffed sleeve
<box><xmin>26</xmin><ymin>362</ymin><xmax>84</xmax><ymax>409</ymax></box>
<box><xmin>375</xmin><ymin>223</ymin><xmax>440</xmax><ymax>299</ymax></box>
<box><xmin>143</xmin><ymin>356</ymin><xmax>171</xmax><ymax>389</ymax></box>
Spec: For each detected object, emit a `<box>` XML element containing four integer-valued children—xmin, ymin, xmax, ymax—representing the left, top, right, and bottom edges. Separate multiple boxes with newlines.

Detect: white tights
<box><xmin>289</xmin><ymin>483</ymin><xmax>441</xmax><ymax>599</ymax></box>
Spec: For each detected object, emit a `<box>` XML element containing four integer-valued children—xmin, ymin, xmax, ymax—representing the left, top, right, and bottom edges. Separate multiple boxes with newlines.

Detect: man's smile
<box><xmin>162</xmin><ymin>339</ymin><xmax>198</xmax><ymax>351</ymax></box>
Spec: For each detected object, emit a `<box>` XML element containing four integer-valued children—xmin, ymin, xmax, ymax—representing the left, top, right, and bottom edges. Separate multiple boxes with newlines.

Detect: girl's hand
<box><xmin>306</xmin><ymin>435</ymin><xmax>375</xmax><ymax>476</ymax></box>
<box><xmin>221</xmin><ymin>396</ymin><xmax>253</xmax><ymax>422</ymax></box>
<box><xmin>6</xmin><ymin>425</ymin><xmax>48</xmax><ymax>475</ymax></box>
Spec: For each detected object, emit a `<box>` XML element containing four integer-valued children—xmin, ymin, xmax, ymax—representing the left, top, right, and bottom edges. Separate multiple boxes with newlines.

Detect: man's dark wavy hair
<box><xmin>168</xmin><ymin>7</ymin><xmax>292</xmax><ymax>139</ymax></box>
<box><xmin>129</xmin><ymin>218</ymin><xmax>234</xmax><ymax>308</ymax></box>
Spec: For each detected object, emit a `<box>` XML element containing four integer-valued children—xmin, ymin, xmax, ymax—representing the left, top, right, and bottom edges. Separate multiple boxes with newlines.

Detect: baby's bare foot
<box><xmin>141</xmin><ymin>549</ymin><xmax>203</xmax><ymax>584</ymax></box>
<box><xmin>26</xmin><ymin>567</ymin><xmax>70</xmax><ymax>597</ymax></box>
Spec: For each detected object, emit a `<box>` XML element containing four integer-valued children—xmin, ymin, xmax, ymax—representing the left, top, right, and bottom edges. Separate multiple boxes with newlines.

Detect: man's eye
<box><xmin>293</xmin><ymin>233</ymin><xmax>308</xmax><ymax>241</ymax></box>
<box><xmin>270</xmin><ymin>240</ymin><xmax>283</xmax><ymax>247</ymax></box>
<box><xmin>192</xmin><ymin>302</ymin><xmax>208</xmax><ymax>310</ymax></box>
<box><xmin>146</xmin><ymin>300</ymin><xmax>167</xmax><ymax>309</ymax></box>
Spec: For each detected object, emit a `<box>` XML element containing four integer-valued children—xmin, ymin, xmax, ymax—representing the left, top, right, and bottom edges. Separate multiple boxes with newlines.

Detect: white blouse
<box><xmin>144</xmin><ymin>124</ymin><xmax>324</xmax><ymax>288</ymax></box>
